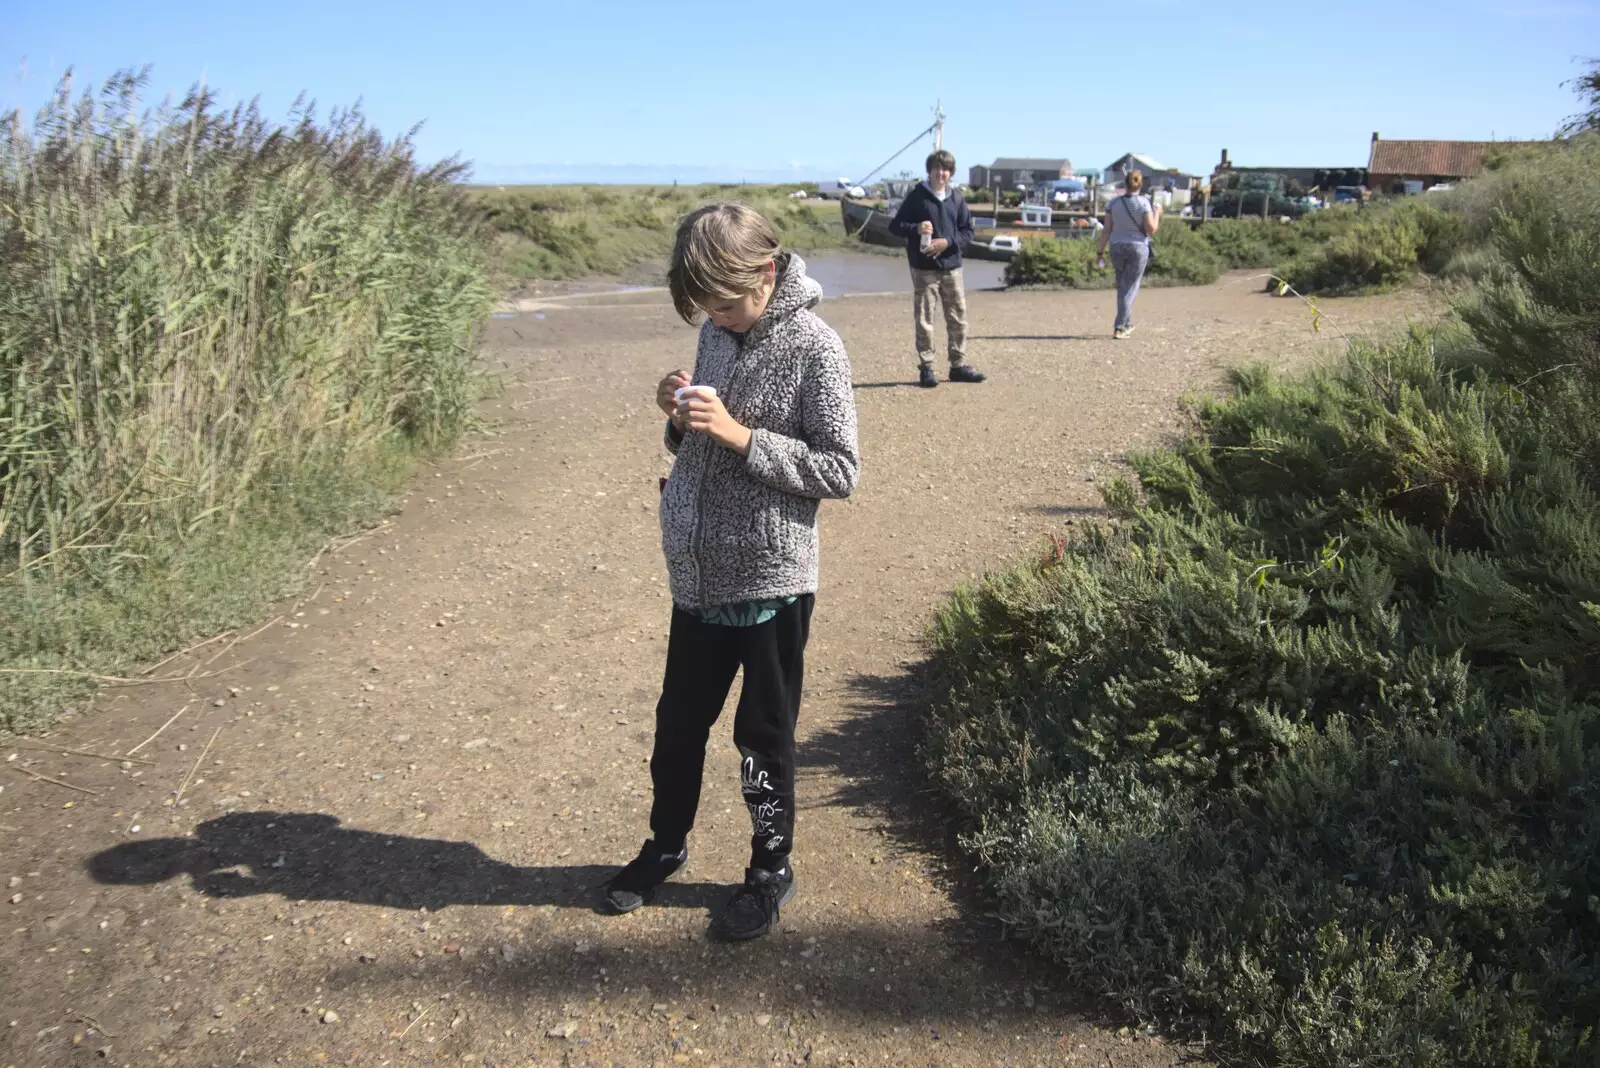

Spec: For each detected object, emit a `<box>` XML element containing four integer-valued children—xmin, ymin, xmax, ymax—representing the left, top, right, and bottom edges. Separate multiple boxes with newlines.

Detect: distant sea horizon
<box><xmin>464</xmin><ymin>162</ymin><xmax>865</xmax><ymax>186</ymax></box>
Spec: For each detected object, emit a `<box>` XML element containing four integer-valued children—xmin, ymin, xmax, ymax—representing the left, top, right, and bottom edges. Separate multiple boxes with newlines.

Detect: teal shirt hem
<box><xmin>690</xmin><ymin>595</ymin><xmax>799</xmax><ymax>627</ymax></box>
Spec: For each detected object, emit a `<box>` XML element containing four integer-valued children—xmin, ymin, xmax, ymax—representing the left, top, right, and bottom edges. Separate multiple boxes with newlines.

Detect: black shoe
<box><xmin>947</xmin><ymin>364</ymin><xmax>986</xmax><ymax>383</ymax></box>
<box><xmin>918</xmin><ymin>365</ymin><xmax>938</xmax><ymax>388</ymax></box>
<box><xmin>603</xmin><ymin>840</ymin><xmax>687</xmax><ymax>913</ymax></box>
<box><xmin>715</xmin><ymin>865</ymin><xmax>796</xmax><ymax>941</ymax></box>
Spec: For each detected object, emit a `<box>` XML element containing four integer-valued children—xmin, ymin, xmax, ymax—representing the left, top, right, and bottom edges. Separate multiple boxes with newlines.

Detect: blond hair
<box><xmin>668</xmin><ymin>203</ymin><xmax>782</xmax><ymax>324</ymax></box>
<box><xmin>1125</xmin><ymin>170</ymin><xmax>1145</xmax><ymax>193</ymax></box>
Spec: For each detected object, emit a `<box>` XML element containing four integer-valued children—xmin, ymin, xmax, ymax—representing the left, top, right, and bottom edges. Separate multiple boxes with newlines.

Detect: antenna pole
<box><xmin>933</xmin><ymin>101</ymin><xmax>945</xmax><ymax>151</ymax></box>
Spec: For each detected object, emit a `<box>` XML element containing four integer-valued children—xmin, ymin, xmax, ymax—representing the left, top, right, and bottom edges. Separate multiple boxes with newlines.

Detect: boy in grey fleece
<box><xmin>658</xmin><ymin>256</ymin><xmax>859</xmax><ymax>608</ymax></box>
<box><xmin>603</xmin><ymin>204</ymin><xmax>859</xmax><ymax>942</ymax></box>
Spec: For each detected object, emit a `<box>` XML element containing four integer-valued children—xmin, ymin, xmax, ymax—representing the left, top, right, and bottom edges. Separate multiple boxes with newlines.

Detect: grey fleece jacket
<box><xmin>661</xmin><ymin>254</ymin><xmax>860</xmax><ymax>610</ymax></box>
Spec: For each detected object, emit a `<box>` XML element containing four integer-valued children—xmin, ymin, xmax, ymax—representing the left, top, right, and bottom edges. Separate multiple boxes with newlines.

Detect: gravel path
<box><xmin>0</xmin><ymin>271</ymin><xmax>1432</xmax><ymax>1068</ymax></box>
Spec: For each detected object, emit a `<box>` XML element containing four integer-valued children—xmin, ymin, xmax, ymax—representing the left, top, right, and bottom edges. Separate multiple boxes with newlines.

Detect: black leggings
<box><xmin>648</xmin><ymin>595</ymin><xmax>813</xmax><ymax>871</ymax></box>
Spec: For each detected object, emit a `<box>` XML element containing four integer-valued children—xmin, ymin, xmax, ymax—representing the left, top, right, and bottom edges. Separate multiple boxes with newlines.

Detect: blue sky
<box><xmin>6</xmin><ymin>0</ymin><xmax>1595</xmax><ymax>184</ymax></box>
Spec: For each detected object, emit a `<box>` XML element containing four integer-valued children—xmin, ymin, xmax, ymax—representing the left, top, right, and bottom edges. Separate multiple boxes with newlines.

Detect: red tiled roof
<box><xmin>1367</xmin><ymin>139</ymin><xmax>1494</xmax><ymax>178</ymax></box>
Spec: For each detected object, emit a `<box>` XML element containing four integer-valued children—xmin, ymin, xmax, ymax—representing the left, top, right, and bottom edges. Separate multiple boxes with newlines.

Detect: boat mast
<box><xmin>852</xmin><ymin>104</ymin><xmax>949</xmax><ymax>189</ymax></box>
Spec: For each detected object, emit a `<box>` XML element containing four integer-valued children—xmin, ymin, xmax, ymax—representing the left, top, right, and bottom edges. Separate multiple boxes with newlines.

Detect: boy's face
<box><xmin>701</xmin><ymin>281</ymin><xmax>772</xmax><ymax>333</ymax></box>
<box><xmin>928</xmin><ymin>163</ymin><xmax>953</xmax><ymax>190</ymax></box>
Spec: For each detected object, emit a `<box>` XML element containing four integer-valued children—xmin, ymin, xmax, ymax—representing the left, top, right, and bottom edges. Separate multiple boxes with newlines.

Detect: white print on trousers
<box><xmin>742</xmin><ymin>756</ymin><xmax>784</xmax><ymax>844</ymax></box>
<box><xmin>741</xmin><ymin>756</ymin><xmax>774</xmax><ymax>795</ymax></box>
<box><xmin>749</xmin><ymin>796</ymin><xmax>783</xmax><ymax>841</ymax></box>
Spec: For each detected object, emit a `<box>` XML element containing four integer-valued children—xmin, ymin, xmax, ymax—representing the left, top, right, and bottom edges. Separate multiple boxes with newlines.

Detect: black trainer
<box><xmin>918</xmin><ymin>364</ymin><xmax>938</xmax><ymax>388</ymax></box>
<box><xmin>715</xmin><ymin>864</ymin><xmax>796</xmax><ymax>941</ymax></box>
<box><xmin>947</xmin><ymin>364</ymin><xmax>987</xmax><ymax>383</ymax></box>
<box><xmin>603</xmin><ymin>840</ymin><xmax>687</xmax><ymax>913</ymax></box>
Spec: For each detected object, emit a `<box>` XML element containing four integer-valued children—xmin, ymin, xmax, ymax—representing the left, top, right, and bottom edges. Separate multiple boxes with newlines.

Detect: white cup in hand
<box><xmin>675</xmin><ymin>385</ymin><xmax>717</xmax><ymax>408</ymax></box>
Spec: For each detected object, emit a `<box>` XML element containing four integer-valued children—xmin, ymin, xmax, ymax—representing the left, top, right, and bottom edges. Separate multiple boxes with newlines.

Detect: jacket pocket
<box><xmin>770</xmin><ymin>493</ymin><xmax>818</xmax><ymax>555</ymax></box>
<box><xmin>702</xmin><ymin>494</ymin><xmax>777</xmax><ymax>551</ymax></box>
<box><xmin>659</xmin><ymin>460</ymin><xmax>697</xmax><ymax>559</ymax></box>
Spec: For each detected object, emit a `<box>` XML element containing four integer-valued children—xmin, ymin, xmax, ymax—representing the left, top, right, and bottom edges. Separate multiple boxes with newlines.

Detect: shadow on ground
<box><xmin>86</xmin><ymin>811</ymin><xmax>724</xmax><ymax>913</ymax></box>
<box><xmin>969</xmin><ymin>334</ymin><xmax>1097</xmax><ymax>342</ymax></box>
<box><xmin>1026</xmin><ymin>503</ymin><xmax>1108</xmax><ymax>520</ymax></box>
<box><xmin>791</xmin><ymin>663</ymin><xmax>1158</xmax><ymax>1031</ymax></box>
<box><xmin>81</xmin><ymin>716</ymin><xmax>1187</xmax><ymax>1056</ymax></box>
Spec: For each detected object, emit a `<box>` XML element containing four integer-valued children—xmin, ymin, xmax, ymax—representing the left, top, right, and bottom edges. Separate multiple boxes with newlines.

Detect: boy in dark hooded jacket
<box><xmin>888</xmin><ymin>149</ymin><xmax>987</xmax><ymax>388</ymax></box>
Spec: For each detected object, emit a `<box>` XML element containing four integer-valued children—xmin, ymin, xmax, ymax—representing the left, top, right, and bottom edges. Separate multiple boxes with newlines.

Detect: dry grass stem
<box><xmin>70</xmin><ymin>1012</ymin><xmax>118</xmax><ymax>1038</ymax></box>
<box><xmin>126</xmin><ymin>703</ymin><xmax>192</xmax><ymax>756</ymax></box>
<box><xmin>396</xmin><ymin>1006</ymin><xmax>430</xmax><ymax>1040</ymax></box>
<box><xmin>203</xmin><ymin>618</ymin><xmax>284</xmax><ymax>667</ymax></box>
<box><xmin>173</xmin><ymin>725</ymin><xmax>222</xmax><ymax>804</ymax></box>
<box><xmin>0</xmin><ymin>663</ymin><xmax>251</xmax><ymax>686</ymax></box>
<box><xmin>8</xmin><ymin>763</ymin><xmax>101</xmax><ymax>796</ymax></box>
<box><xmin>141</xmin><ymin>631</ymin><xmax>236</xmax><ymax>677</ymax></box>
<box><xmin>19</xmin><ymin>737</ymin><xmax>156</xmax><ymax>766</ymax></box>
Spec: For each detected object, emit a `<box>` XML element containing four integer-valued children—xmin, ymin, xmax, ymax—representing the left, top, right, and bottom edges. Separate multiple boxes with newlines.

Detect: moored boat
<box><xmin>834</xmin><ymin>107</ymin><xmax>1100</xmax><ymax>265</ymax></box>
<box><xmin>839</xmin><ymin>197</ymin><xmax>901</xmax><ymax>250</ymax></box>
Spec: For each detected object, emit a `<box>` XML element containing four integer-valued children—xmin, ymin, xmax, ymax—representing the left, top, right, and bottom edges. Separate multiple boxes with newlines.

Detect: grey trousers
<box><xmin>1111</xmin><ymin>243</ymin><xmax>1150</xmax><ymax>332</ymax></box>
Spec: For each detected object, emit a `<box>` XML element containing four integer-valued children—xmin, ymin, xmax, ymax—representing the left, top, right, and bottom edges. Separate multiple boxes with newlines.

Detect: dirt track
<box><xmin>0</xmin><ymin>270</ymin><xmax>1433</xmax><ymax>1067</ymax></box>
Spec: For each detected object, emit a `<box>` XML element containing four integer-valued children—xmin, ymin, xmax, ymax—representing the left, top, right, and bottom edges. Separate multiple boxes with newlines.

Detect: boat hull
<box><xmin>840</xmin><ymin>198</ymin><xmax>902</xmax><ymax>249</ymax></box>
<box><xmin>963</xmin><ymin>239</ymin><xmax>1016</xmax><ymax>262</ymax></box>
<box><xmin>841</xmin><ymin>199</ymin><xmax>1019</xmax><ymax>261</ymax></box>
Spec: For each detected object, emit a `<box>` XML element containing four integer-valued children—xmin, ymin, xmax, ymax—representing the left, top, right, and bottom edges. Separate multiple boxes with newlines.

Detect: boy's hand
<box><xmin>925</xmin><ymin>238</ymin><xmax>949</xmax><ymax>255</ymax></box>
<box><xmin>680</xmin><ymin>393</ymin><xmax>753</xmax><ymax>456</ymax></box>
<box><xmin>657</xmin><ymin>369</ymin><xmax>691</xmax><ymax>420</ymax></box>
<box><xmin>918</xmin><ymin>221</ymin><xmax>933</xmax><ymax>234</ymax></box>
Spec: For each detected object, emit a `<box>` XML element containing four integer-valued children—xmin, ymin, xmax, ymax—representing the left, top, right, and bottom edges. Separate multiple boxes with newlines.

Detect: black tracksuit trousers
<box><xmin>648</xmin><ymin>594</ymin><xmax>813</xmax><ymax>872</ymax></box>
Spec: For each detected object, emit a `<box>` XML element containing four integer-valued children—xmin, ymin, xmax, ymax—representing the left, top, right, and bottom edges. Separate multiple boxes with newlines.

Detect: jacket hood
<box><xmin>745</xmin><ymin>253</ymin><xmax>822</xmax><ymax>341</ymax></box>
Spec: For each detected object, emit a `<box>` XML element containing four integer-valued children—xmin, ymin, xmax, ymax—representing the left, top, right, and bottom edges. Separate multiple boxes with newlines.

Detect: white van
<box><xmin>817</xmin><ymin>179</ymin><xmax>867</xmax><ymax>200</ymax></box>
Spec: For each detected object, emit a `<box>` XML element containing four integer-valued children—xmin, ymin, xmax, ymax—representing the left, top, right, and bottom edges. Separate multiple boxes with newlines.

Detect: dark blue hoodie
<box><xmin>888</xmin><ymin>182</ymin><xmax>974</xmax><ymax>271</ymax></box>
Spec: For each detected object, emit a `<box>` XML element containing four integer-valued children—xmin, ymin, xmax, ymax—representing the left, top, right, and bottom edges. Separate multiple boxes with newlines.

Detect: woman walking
<box><xmin>1095</xmin><ymin>171</ymin><xmax>1161</xmax><ymax>339</ymax></box>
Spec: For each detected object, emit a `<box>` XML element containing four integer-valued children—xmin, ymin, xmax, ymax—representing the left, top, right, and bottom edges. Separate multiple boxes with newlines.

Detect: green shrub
<box><xmin>1004</xmin><ymin>238</ymin><xmax>1110</xmax><ymax>287</ymax></box>
<box><xmin>1446</xmin><ymin>135</ymin><xmax>1600</xmax><ymax>244</ymax></box>
<box><xmin>1272</xmin><ymin>198</ymin><xmax>1476</xmax><ymax>295</ymax></box>
<box><xmin>1006</xmin><ymin>223</ymin><xmax>1222</xmax><ymax>288</ymax></box>
<box><xmin>1273</xmin><ymin>209</ymin><xmax>1425</xmax><ymax>294</ymax></box>
<box><xmin>923</xmin><ymin>141</ymin><xmax>1600</xmax><ymax>1065</ymax></box>
<box><xmin>1199</xmin><ymin>215</ymin><xmax>1359</xmax><ymax>269</ymax></box>
<box><xmin>1198</xmin><ymin>218</ymin><xmax>1277</xmax><ymax>267</ymax></box>
<box><xmin>1144</xmin><ymin>220</ymin><xmax>1222</xmax><ymax>285</ymax></box>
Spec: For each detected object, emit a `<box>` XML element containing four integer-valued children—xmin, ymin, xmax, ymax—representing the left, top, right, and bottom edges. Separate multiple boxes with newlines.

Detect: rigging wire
<box><xmin>850</xmin><ymin>118</ymin><xmax>940</xmax><ymax>189</ymax></box>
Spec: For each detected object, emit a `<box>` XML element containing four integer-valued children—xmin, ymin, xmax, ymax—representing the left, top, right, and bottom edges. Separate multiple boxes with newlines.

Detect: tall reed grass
<box><xmin>0</xmin><ymin>70</ymin><xmax>493</xmax><ymax>732</ymax></box>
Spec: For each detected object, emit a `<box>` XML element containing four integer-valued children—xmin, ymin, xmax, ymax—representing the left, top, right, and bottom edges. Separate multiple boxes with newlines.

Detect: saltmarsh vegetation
<box><xmin>476</xmin><ymin>183</ymin><xmax>851</xmax><ymax>281</ymax></box>
<box><xmin>0</xmin><ymin>71</ymin><xmax>493</xmax><ymax>733</ymax></box>
<box><xmin>1006</xmin><ymin>141</ymin><xmax>1600</xmax><ymax>295</ymax></box>
<box><xmin>1003</xmin><ymin>218</ymin><xmax>1228</xmax><ymax>289</ymax></box>
<box><xmin>922</xmin><ymin>134</ymin><xmax>1600</xmax><ymax>1065</ymax></box>
<box><xmin>1271</xmin><ymin>137</ymin><xmax>1600</xmax><ymax>295</ymax></box>
<box><xmin>1004</xmin><ymin>212</ymin><xmax>1359</xmax><ymax>289</ymax></box>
